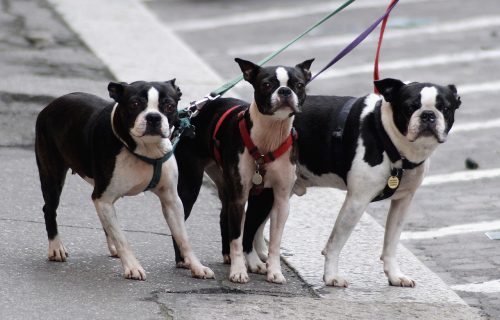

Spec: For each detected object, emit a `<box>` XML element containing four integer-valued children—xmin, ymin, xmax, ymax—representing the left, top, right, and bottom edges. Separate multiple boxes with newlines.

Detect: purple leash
<box><xmin>309</xmin><ymin>0</ymin><xmax>400</xmax><ymax>83</ymax></box>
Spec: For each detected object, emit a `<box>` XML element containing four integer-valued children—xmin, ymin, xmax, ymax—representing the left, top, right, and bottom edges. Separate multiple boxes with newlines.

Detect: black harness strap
<box><xmin>371</xmin><ymin>101</ymin><xmax>424</xmax><ymax>202</ymax></box>
<box><xmin>331</xmin><ymin>97</ymin><xmax>358</xmax><ymax>173</ymax></box>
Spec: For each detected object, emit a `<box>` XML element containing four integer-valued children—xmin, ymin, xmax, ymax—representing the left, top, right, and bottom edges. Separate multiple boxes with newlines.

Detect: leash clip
<box><xmin>189</xmin><ymin>94</ymin><xmax>221</xmax><ymax>118</ymax></box>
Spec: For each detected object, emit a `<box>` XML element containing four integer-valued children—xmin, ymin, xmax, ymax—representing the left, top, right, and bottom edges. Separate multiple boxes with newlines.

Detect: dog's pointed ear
<box><xmin>374</xmin><ymin>78</ymin><xmax>405</xmax><ymax>103</ymax></box>
<box><xmin>296</xmin><ymin>58</ymin><xmax>315</xmax><ymax>82</ymax></box>
<box><xmin>108</xmin><ymin>82</ymin><xmax>128</xmax><ymax>102</ymax></box>
<box><xmin>167</xmin><ymin>78</ymin><xmax>182</xmax><ymax>100</ymax></box>
<box><xmin>448</xmin><ymin>84</ymin><xmax>461</xmax><ymax>109</ymax></box>
<box><xmin>235</xmin><ymin>58</ymin><xmax>260</xmax><ymax>82</ymax></box>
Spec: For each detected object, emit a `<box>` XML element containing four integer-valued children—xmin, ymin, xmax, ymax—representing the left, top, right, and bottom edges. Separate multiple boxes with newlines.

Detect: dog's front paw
<box><xmin>324</xmin><ymin>274</ymin><xmax>349</xmax><ymax>287</ymax></box>
<box><xmin>48</xmin><ymin>238</ymin><xmax>68</xmax><ymax>262</ymax></box>
<box><xmin>123</xmin><ymin>264</ymin><xmax>146</xmax><ymax>281</ymax></box>
<box><xmin>176</xmin><ymin>260</ymin><xmax>190</xmax><ymax>269</ymax></box>
<box><xmin>267</xmin><ymin>271</ymin><xmax>286</xmax><ymax>284</ymax></box>
<box><xmin>229</xmin><ymin>271</ymin><xmax>249</xmax><ymax>283</ymax></box>
<box><xmin>388</xmin><ymin>275</ymin><xmax>416</xmax><ymax>287</ymax></box>
<box><xmin>191</xmin><ymin>265</ymin><xmax>215</xmax><ymax>279</ymax></box>
<box><xmin>229</xmin><ymin>263</ymin><xmax>249</xmax><ymax>283</ymax></box>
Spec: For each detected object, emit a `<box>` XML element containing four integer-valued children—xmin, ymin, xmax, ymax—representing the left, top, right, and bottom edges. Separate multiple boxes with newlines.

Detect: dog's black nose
<box><xmin>420</xmin><ymin>110</ymin><xmax>436</xmax><ymax>123</ymax></box>
<box><xmin>278</xmin><ymin>87</ymin><xmax>292</xmax><ymax>97</ymax></box>
<box><xmin>146</xmin><ymin>113</ymin><xmax>162</xmax><ymax>127</ymax></box>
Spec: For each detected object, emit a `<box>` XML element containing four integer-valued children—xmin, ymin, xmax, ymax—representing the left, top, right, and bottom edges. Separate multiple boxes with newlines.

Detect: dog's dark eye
<box><xmin>165</xmin><ymin>103</ymin><xmax>176</xmax><ymax>113</ymax></box>
<box><xmin>131</xmin><ymin>100</ymin><xmax>141</xmax><ymax>109</ymax></box>
<box><xmin>262</xmin><ymin>82</ymin><xmax>271</xmax><ymax>89</ymax></box>
<box><xmin>296</xmin><ymin>82</ymin><xmax>305</xmax><ymax>89</ymax></box>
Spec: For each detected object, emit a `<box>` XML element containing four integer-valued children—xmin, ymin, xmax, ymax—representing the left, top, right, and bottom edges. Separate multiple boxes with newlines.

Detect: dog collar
<box><xmin>110</xmin><ymin>103</ymin><xmax>173</xmax><ymax>191</ymax></box>
<box><xmin>239</xmin><ymin>110</ymin><xmax>297</xmax><ymax>195</ymax></box>
<box><xmin>371</xmin><ymin>101</ymin><xmax>424</xmax><ymax>202</ymax></box>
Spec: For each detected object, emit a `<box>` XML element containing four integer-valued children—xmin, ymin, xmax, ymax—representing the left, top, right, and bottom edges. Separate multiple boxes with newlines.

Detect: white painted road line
<box><xmin>422</xmin><ymin>168</ymin><xmax>500</xmax><ymax>187</ymax></box>
<box><xmin>459</xmin><ymin>81</ymin><xmax>500</xmax><ymax>95</ymax></box>
<box><xmin>401</xmin><ymin>220</ymin><xmax>500</xmax><ymax>240</ymax></box>
<box><xmin>229</xmin><ymin>15</ymin><xmax>500</xmax><ymax>57</ymax></box>
<box><xmin>453</xmin><ymin>118</ymin><xmax>500</xmax><ymax>133</ymax></box>
<box><xmin>317</xmin><ymin>48</ymin><xmax>500</xmax><ymax>79</ymax></box>
<box><xmin>170</xmin><ymin>0</ymin><xmax>448</xmax><ymax>32</ymax></box>
<box><xmin>451</xmin><ymin>280</ymin><xmax>500</xmax><ymax>293</ymax></box>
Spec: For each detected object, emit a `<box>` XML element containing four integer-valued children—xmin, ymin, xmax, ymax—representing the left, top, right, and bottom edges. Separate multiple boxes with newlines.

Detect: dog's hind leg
<box><xmin>36</xmin><ymin>138</ymin><xmax>69</xmax><ymax>262</ymax></box>
<box><xmin>322</xmin><ymin>193</ymin><xmax>370</xmax><ymax>287</ymax></box>
<box><xmin>381</xmin><ymin>194</ymin><xmax>416</xmax><ymax>287</ymax></box>
<box><xmin>227</xmin><ymin>197</ymin><xmax>249</xmax><ymax>283</ymax></box>
<box><xmin>174</xmin><ymin>144</ymin><xmax>207</xmax><ymax>267</ymax></box>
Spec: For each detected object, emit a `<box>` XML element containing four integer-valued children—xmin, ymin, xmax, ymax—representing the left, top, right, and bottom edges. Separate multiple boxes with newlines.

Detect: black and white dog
<box><xmin>174</xmin><ymin>58</ymin><xmax>313</xmax><ymax>283</ymax></box>
<box><xmin>243</xmin><ymin>78</ymin><xmax>461</xmax><ymax>287</ymax></box>
<box><xmin>35</xmin><ymin>80</ymin><xmax>214</xmax><ymax>281</ymax></box>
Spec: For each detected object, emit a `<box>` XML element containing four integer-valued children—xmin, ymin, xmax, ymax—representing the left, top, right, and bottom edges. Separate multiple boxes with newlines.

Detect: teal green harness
<box><xmin>130</xmin><ymin>150</ymin><xmax>174</xmax><ymax>191</ymax></box>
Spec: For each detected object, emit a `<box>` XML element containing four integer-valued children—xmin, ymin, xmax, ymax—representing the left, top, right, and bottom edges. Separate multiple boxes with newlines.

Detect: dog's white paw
<box><xmin>229</xmin><ymin>263</ymin><xmax>249</xmax><ymax>283</ymax></box>
<box><xmin>123</xmin><ymin>264</ymin><xmax>146</xmax><ymax>281</ymax></box>
<box><xmin>267</xmin><ymin>271</ymin><xmax>286</xmax><ymax>284</ymax></box>
<box><xmin>388</xmin><ymin>275</ymin><xmax>416</xmax><ymax>287</ymax></box>
<box><xmin>248</xmin><ymin>261</ymin><xmax>267</xmax><ymax>275</ymax></box>
<box><xmin>246</xmin><ymin>251</ymin><xmax>267</xmax><ymax>275</ymax></box>
<box><xmin>254</xmin><ymin>242</ymin><xmax>268</xmax><ymax>262</ymax></box>
<box><xmin>176</xmin><ymin>260</ymin><xmax>190</xmax><ymax>269</ymax></box>
<box><xmin>229</xmin><ymin>271</ymin><xmax>249</xmax><ymax>283</ymax></box>
<box><xmin>47</xmin><ymin>237</ymin><xmax>68</xmax><ymax>262</ymax></box>
<box><xmin>324</xmin><ymin>274</ymin><xmax>349</xmax><ymax>287</ymax></box>
<box><xmin>191</xmin><ymin>265</ymin><xmax>215</xmax><ymax>279</ymax></box>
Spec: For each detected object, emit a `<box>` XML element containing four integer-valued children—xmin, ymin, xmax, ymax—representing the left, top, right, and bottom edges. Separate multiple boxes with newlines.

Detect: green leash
<box><xmin>209</xmin><ymin>0</ymin><xmax>355</xmax><ymax>98</ymax></box>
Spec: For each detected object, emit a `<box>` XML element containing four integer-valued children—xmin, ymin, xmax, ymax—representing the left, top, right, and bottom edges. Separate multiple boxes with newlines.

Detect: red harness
<box><xmin>212</xmin><ymin>106</ymin><xmax>298</xmax><ymax>194</ymax></box>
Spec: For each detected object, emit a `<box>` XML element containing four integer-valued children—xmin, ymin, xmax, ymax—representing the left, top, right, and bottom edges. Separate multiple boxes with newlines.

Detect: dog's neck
<box><xmin>380</xmin><ymin>100</ymin><xmax>438</xmax><ymax>163</ymax></box>
<box><xmin>248</xmin><ymin>101</ymin><xmax>294</xmax><ymax>153</ymax></box>
<box><xmin>111</xmin><ymin>103</ymin><xmax>173</xmax><ymax>160</ymax></box>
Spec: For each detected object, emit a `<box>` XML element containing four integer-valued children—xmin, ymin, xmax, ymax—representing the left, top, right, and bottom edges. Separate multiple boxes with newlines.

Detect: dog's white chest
<box><xmin>108</xmin><ymin>149</ymin><xmax>157</xmax><ymax>196</ymax></box>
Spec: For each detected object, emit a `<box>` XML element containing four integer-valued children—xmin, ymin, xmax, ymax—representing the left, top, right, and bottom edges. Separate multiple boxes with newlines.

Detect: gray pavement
<box><xmin>0</xmin><ymin>0</ymin><xmax>496</xmax><ymax>319</ymax></box>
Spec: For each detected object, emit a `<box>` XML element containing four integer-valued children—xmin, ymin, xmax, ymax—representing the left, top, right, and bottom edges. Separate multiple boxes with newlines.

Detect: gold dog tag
<box><xmin>387</xmin><ymin>176</ymin><xmax>400</xmax><ymax>189</ymax></box>
<box><xmin>252</xmin><ymin>172</ymin><xmax>263</xmax><ymax>185</ymax></box>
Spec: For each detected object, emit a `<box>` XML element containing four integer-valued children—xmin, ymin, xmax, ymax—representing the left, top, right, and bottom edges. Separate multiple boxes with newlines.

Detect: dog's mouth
<box><xmin>133</xmin><ymin>127</ymin><xmax>169</xmax><ymax>139</ymax></box>
<box><xmin>271</xmin><ymin>100</ymin><xmax>301</xmax><ymax>115</ymax></box>
<box><xmin>409</xmin><ymin>126</ymin><xmax>445</xmax><ymax>143</ymax></box>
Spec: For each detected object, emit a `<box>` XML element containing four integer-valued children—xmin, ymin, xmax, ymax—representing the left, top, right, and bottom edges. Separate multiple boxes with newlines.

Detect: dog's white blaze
<box><xmin>420</xmin><ymin>86</ymin><xmax>437</xmax><ymax>107</ymax></box>
<box><xmin>276</xmin><ymin>67</ymin><xmax>289</xmax><ymax>87</ymax></box>
<box><xmin>146</xmin><ymin>87</ymin><xmax>159</xmax><ymax>111</ymax></box>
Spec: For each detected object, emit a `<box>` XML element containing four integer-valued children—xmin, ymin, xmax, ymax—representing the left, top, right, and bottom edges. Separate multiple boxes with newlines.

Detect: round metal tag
<box><xmin>387</xmin><ymin>176</ymin><xmax>399</xmax><ymax>189</ymax></box>
<box><xmin>252</xmin><ymin>172</ymin><xmax>263</xmax><ymax>185</ymax></box>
